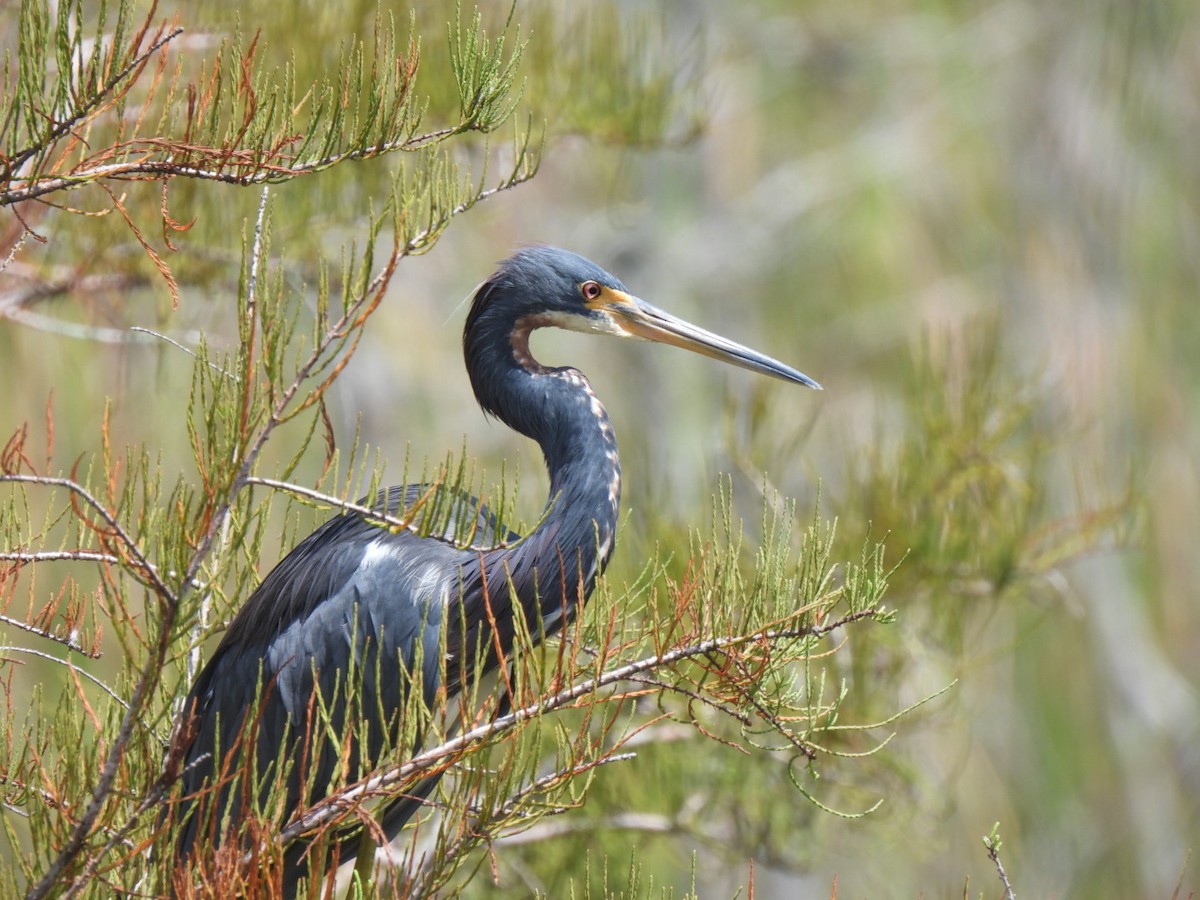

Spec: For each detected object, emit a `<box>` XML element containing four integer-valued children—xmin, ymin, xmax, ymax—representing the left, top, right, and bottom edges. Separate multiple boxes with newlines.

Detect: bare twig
<box><xmin>129</xmin><ymin>328</ymin><xmax>226</xmax><ymax>374</ymax></box>
<box><xmin>244</xmin><ymin>476</ymin><xmax>408</xmax><ymax>529</ymax></box>
<box><xmin>0</xmin><ymin>550</ymin><xmax>121</xmax><ymax>565</ymax></box>
<box><xmin>244</xmin><ymin>475</ymin><xmax>513</xmax><ymax>552</ymax></box>
<box><xmin>0</xmin><ymin>647</ymin><xmax>124</xmax><ymax>707</ymax></box>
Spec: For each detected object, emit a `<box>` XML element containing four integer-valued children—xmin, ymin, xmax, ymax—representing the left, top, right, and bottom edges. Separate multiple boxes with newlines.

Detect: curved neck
<box><xmin>466</xmin><ymin>314</ymin><xmax>621</xmax><ymax>628</ymax></box>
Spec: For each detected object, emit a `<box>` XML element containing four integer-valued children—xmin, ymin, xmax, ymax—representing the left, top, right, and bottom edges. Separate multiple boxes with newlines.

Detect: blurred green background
<box><xmin>3</xmin><ymin>0</ymin><xmax>1198</xmax><ymax>896</ymax></box>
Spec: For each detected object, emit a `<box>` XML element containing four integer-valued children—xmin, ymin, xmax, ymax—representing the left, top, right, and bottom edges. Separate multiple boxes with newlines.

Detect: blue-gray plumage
<box><xmin>171</xmin><ymin>246</ymin><xmax>820</xmax><ymax>883</ymax></box>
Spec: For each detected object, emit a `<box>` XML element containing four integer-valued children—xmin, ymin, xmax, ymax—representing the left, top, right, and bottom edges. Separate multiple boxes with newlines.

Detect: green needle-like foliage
<box><xmin>0</xmin><ymin>1</ymin><xmax>891</xmax><ymax>896</ymax></box>
<box><xmin>0</xmin><ymin>0</ymin><xmax>1135</xmax><ymax>897</ymax></box>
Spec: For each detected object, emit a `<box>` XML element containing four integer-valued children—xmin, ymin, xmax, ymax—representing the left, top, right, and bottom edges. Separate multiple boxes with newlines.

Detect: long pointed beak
<box><xmin>608</xmin><ymin>293</ymin><xmax>822</xmax><ymax>390</ymax></box>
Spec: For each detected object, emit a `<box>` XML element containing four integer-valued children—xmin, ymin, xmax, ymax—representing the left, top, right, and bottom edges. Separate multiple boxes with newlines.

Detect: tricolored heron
<box><xmin>171</xmin><ymin>246</ymin><xmax>820</xmax><ymax>884</ymax></box>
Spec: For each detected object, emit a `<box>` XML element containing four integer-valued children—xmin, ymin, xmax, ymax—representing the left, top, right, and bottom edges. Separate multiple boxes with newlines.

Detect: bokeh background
<box><xmin>2</xmin><ymin>1</ymin><xmax>1198</xmax><ymax>897</ymax></box>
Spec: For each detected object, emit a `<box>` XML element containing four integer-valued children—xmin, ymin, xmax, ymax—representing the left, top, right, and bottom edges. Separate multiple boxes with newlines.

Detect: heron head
<box><xmin>468</xmin><ymin>245</ymin><xmax>821</xmax><ymax>389</ymax></box>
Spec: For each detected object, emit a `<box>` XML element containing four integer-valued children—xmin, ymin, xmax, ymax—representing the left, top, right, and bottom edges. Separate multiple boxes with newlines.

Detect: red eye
<box><xmin>580</xmin><ymin>281</ymin><xmax>603</xmax><ymax>301</ymax></box>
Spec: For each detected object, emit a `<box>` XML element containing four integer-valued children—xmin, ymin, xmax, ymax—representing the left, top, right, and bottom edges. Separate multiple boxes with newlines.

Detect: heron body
<box><xmin>172</xmin><ymin>247</ymin><xmax>819</xmax><ymax>881</ymax></box>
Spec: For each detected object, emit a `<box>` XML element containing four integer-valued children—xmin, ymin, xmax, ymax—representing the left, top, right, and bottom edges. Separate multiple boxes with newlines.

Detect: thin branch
<box><xmin>279</xmin><ymin>608</ymin><xmax>880</xmax><ymax>844</ymax></box>
<box><xmin>0</xmin><ymin>615</ymin><xmax>99</xmax><ymax>658</ymax></box>
<box><xmin>405</xmin><ymin>752</ymin><xmax>640</xmax><ymax>891</ymax></box>
<box><xmin>244</xmin><ymin>187</ymin><xmax>270</xmax><ymax>317</ymax></box>
<box><xmin>722</xmin><ymin>654</ymin><xmax>817</xmax><ymax>761</ymax></box>
<box><xmin>61</xmin><ymin>780</ymin><xmax>172</xmax><ymax>899</ymax></box>
<box><xmin>983</xmin><ymin>825</ymin><xmax>1017</xmax><ymax>900</ymax></box>
<box><xmin>0</xmin><ymin>550</ymin><xmax>121</xmax><ymax>565</ymax></box>
<box><xmin>0</xmin><ymin>775</ymin><xmax>77</xmax><ymax>828</ymax></box>
<box><xmin>486</xmin><ymin>751</ymin><xmax>639</xmax><ymax>821</ymax></box>
<box><xmin>3</xmin><ymin>21</ymin><xmax>184</xmax><ymax>179</ymax></box>
<box><xmin>243</xmin><ymin>476</ymin><xmax>512</xmax><ymax>553</ymax></box>
<box><xmin>0</xmin><ymin>121</ymin><xmax>535</xmax><ymax>207</ymax></box>
<box><xmin>244</xmin><ymin>476</ymin><xmax>407</xmax><ymax>529</ymax></box>
<box><xmin>128</xmin><ymin>328</ymin><xmax>229</xmax><ymax>376</ymax></box>
<box><xmin>623</xmin><ymin>672</ymin><xmax>755</xmax><ymax>731</ymax></box>
<box><xmin>182</xmin><ymin>183</ymin><xmax>269</xmax><ymax>689</ymax></box>
<box><xmin>0</xmin><ymin>232</ymin><xmax>29</xmax><ymax>274</ymax></box>
<box><xmin>0</xmin><ymin>550</ymin><xmax>197</xmax><ymax>596</ymax></box>
<box><xmin>0</xmin><ymin>646</ymin><xmax>127</xmax><ymax>710</ymax></box>
<box><xmin>0</xmin><ymin>475</ymin><xmax>175</xmax><ymax>603</ymax></box>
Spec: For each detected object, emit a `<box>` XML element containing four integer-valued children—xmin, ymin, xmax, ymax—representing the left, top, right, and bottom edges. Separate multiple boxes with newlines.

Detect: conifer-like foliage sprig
<box><xmin>0</xmin><ymin>0</ymin><xmax>529</xmax><ymax>200</ymax></box>
<box><xmin>0</xmin><ymin>1</ymin><xmax>922</xmax><ymax>897</ymax></box>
